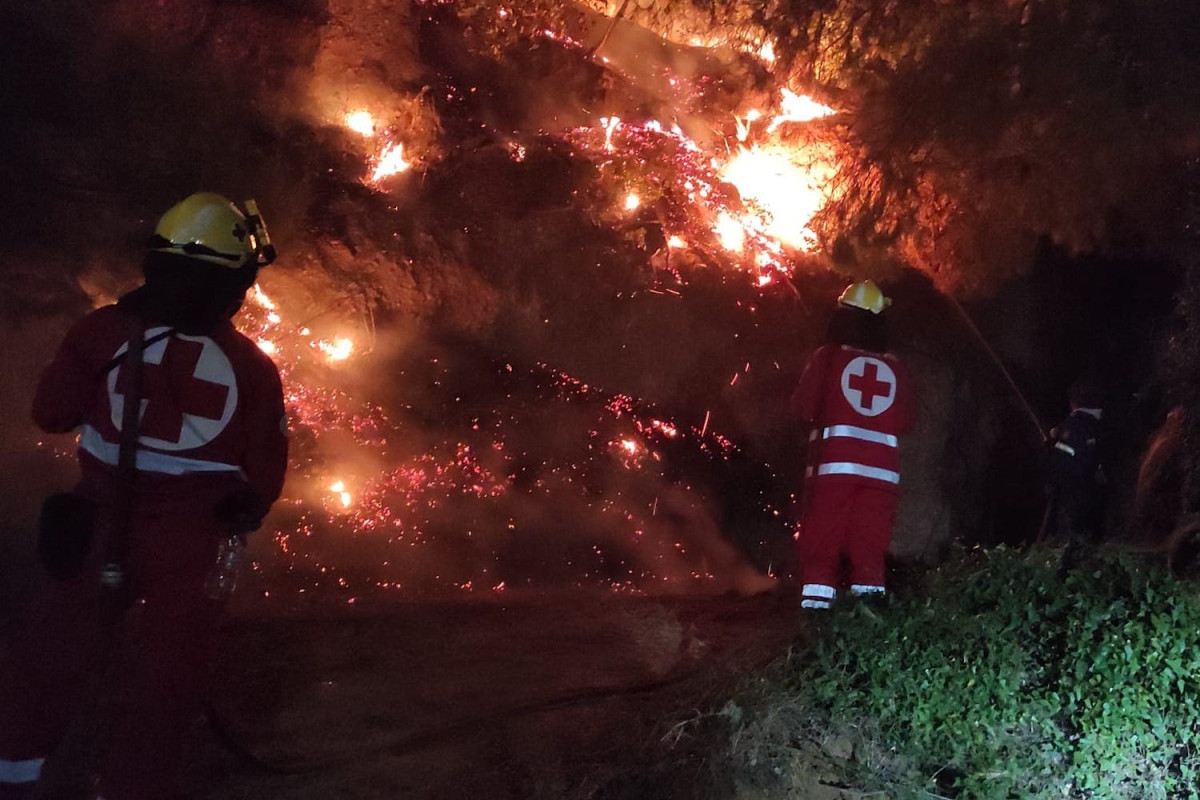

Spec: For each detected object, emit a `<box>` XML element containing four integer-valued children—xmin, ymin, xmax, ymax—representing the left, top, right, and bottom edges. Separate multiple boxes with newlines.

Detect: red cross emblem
<box><xmin>109</xmin><ymin>330</ymin><xmax>238</xmax><ymax>450</ymax></box>
<box><xmin>840</xmin><ymin>356</ymin><xmax>896</xmax><ymax>417</ymax></box>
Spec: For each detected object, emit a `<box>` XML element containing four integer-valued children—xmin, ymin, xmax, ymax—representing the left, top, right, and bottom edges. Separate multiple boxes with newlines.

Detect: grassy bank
<box><xmin>720</xmin><ymin>546</ymin><xmax>1200</xmax><ymax>799</ymax></box>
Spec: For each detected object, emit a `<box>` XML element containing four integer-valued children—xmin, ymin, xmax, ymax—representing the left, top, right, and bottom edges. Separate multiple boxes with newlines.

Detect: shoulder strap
<box><xmin>96</xmin><ymin>326</ymin><xmax>176</xmax><ymax>380</ymax></box>
<box><xmin>101</xmin><ymin>319</ymin><xmax>147</xmax><ymax>591</ymax></box>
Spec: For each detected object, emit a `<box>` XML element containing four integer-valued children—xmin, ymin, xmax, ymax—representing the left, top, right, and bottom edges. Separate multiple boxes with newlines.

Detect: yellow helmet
<box><xmin>150</xmin><ymin>192</ymin><xmax>276</xmax><ymax>268</ymax></box>
<box><xmin>837</xmin><ymin>280</ymin><xmax>891</xmax><ymax>315</ymax></box>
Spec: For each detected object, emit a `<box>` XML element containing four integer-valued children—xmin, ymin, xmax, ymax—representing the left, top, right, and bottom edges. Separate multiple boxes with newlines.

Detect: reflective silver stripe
<box><xmin>0</xmin><ymin>756</ymin><xmax>44</xmax><ymax>783</ymax></box>
<box><xmin>800</xmin><ymin>598</ymin><xmax>831</xmax><ymax>609</ymax></box>
<box><xmin>801</xmin><ymin>583</ymin><xmax>836</xmax><ymax>599</ymax></box>
<box><xmin>850</xmin><ymin>584</ymin><xmax>886</xmax><ymax>596</ymax></box>
<box><xmin>1054</xmin><ymin>441</ymin><xmax>1076</xmax><ymax>457</ymax></box>
<box><xmin>809</xmin><ymin>462</ymin><xmax>900</xmax><ymax>484</ymax></box>
<box><xmin>809</xmin><ymin>424</ymin><xmax>898</xmax><ymax>448</ymax></box>
<box><xmin>79</xmin><ymin>426</ymin><xmax>244</xmax><ymax>477</ymax></box>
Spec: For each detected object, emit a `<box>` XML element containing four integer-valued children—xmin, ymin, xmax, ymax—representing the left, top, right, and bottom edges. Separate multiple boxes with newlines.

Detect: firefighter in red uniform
<box><xmin>791</xmin><ymin>280</ymin><xmax>911</xmax><ymax>610</ymax></box>
<box><xmin>0</xmin><ymin>193</ymin><xmax>288</xmax><ymax>800</ymax></box>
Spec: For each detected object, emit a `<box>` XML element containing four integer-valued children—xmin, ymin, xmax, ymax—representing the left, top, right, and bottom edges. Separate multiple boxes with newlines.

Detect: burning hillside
<box><xmin>3</xmin><ymin>0</ymin><xmax>1199</xmax><ymax>607</ymax></box>
<box><xmin>223</xmin><ymin>0</ymin><xmax>861</xmax><ymax>603</ymax></box>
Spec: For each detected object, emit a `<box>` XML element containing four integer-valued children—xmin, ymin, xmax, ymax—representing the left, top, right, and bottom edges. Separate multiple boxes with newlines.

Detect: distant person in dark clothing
<box><xmin>1044</xmin><ymin>380</ymin><xmax>1106</xmax><ymax>572</ymax></box>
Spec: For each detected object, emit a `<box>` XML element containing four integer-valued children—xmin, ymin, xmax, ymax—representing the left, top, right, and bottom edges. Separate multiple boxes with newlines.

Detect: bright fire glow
<box><xmin>330</xmin><ymin>480</ymin><xmax>352</xmax><ymax>509</ymax></box>
<box><xmin>251</xmin><ymin>284</ymin><xmax>275</xmax><ymax>310</ymax></box>
<box><xmin>371</xmin><ymin>142</ymin><xmax>411</xmax><ymax>182</ymax></box>
<box><xmin>767</xmin><ymin>89</ymin><xmax>836</xmax><ymax>132</ymax></box>
<box><xmin>624</xmin><ymin>192</ymin><xmax>641</xmax><ymax>211</ymax></box>
<box><xmin>714</xmin><ymin>212</ymin><xmax>746</xmax><ymax>252</ymax></box>
<box><xmin>318</xmin><ymin>337</ymin><xmax>354</xmax><ymax>362</ymax></box>
<box><xmin>720</xmin><ymin>144</ymin><xmax>833</xmax><ymax>250</ymax></box>
<box><xmin>566</xmin><ymin>84</ymin><xmax>840</xmax><ymax>284</ymax></box>
<box><xmin>602</xmin><ymin>116</ymin><xmax>621</xmax><ymax>152</ymax></box>
<box><xmin>345</xmin><ymin>110</ymin><xmax>376</xmax><ymax>137</ymax></box>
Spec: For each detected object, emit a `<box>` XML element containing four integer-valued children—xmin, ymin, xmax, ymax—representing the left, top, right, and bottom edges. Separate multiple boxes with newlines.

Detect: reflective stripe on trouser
<box><xmin>0</xmin><ymin>758</ymin><xmax>43</xmax><ymax>784</ymax></box>
<box><xmin>851</xmin><ymin>584</ymin><xmax>886</xmax><ymax>596</ymax></box>
<box><xmin>810</xmin><ymin>425</ymin><xmax>898</xmax><ymax>448</ymax></box>
<box><xmin>798</xmin><ymin>481</ymin><xmax>897</xmax><ymax>593</ymax></box>
<box><xmin>801</xmin><ymin>583</ymin><xmax>835</xmax><ymax>609</ymax></box>
<box><xmin>805</xmin><ymin>461</ymin><xmax>899</xmax><ymax>484</ymax></box>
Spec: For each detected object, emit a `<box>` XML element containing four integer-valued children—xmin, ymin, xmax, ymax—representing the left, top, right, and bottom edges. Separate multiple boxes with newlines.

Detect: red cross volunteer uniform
<box><xmin>791</xmin><ymin>282</ymin><xmax>911</xmax><ymax>610</ymax></box>
<box><xmin>0</xmin><ymin>193</ymin><xmax>287</xmax><ymax>800</ymax></box>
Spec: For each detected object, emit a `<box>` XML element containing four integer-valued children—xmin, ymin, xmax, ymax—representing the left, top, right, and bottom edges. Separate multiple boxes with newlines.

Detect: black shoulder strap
<box><xmin>102</xmin><ymin>319</ymin><xmax>147</xmax><ymax>592</ymax></box>
<box><xmin>96</xmin><ymin>327</ymin><xmax>176</xmax><ymax>380</ymax></box>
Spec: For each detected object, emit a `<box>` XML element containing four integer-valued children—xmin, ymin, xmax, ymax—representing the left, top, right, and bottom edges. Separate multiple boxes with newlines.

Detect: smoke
<box><xmin>237</xmin><ymin>305</ymin><xmax>791</xmax><ymax>604</ymax></box>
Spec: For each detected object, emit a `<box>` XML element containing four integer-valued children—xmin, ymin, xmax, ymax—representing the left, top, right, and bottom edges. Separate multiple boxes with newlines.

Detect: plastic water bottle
<box><xmin>205</xmin><ymin>535</ymin><xmax>246</xmax><ymax>600</ymax></box>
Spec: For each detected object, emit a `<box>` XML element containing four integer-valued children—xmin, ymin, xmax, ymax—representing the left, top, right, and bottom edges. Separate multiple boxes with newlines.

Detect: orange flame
<box><xmin>719</xmin><ymin>144</ymin><xmax>833</xmax><ymax>251</ymax></box>
<box><xmin>318</xmin><ymin>337</ymin><xmax>354</xmax><ymax>363</ymax></box>
<box><xmin>329</xmin><ymin>479</ymin><xmax>353</xmax><ymax>509</ymax></box>
<box><xmin>345</xmin><ymin>110</ymin><xmax>376</xmax><ymax>137</ymax></box>
<box><xmin>371</xmin><ymin>142</ymin><xmax>411</xmax><ymax>182</ymax></box>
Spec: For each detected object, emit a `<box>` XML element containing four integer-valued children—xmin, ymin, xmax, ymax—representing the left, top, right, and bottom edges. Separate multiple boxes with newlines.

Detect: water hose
<box><xmin>944</xmin><ymin>293</ymin><xmax>1048</xmax><ymax>444</ymax></box>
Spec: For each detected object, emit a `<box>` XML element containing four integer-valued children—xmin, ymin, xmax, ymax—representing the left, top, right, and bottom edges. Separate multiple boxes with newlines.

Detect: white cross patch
<box><xmin>107</xmin><ymin>328</ymin><xmax>239</xmax><ymax>451</ymax></box>
<box><xmin>840</xmin><ymin>356</ymin><xmax>896</xmax><ymax>417</ymax></box>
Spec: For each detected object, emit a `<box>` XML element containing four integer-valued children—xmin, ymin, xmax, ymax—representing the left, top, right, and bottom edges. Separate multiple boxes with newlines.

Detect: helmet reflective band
<box><xmin>837</xmin><ymin>280</ymin><xmax>892</xmax><ymax>315</ymax></box>
<box><xmin>152</xmin><ymin>192</ymin><xmax>254</xmax><ymax>267</ymax></box>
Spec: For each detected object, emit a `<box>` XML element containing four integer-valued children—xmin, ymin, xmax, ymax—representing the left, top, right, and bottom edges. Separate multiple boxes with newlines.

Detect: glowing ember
<box><xmin>345</xmin><ymin>110</ymin><xmax>376</xmax><ymax>137</ymax></box>
<box><xmin>251</xmin><ymin>284</ymin><xmax>276</xmax><ymax>310</ymax></box>
<box><xmin>568</xmin><ymin>92</ymin><xmax>839</xmax><ymax>283</ymax></box>
<box><xmin>767</xmin><ymin>89</ymin><xmax>836</xmax><ymax>132</ymax></box>
<box><xmin>370</xmin><ymin>142</ymin><xmax>411</xmax><ymax>182</ymax></box>
<box><xmin>329</xmin><ymin>480</ymin><xmax>353</xmax><ymax>509</ymax></box>
<box><xmin>602</xmin><ymin>116</ymin><xmax>621</xmax><ymax>152</ymax></box>
<box><xmin>624</xmin><ymin>192</ymin><xmax>641</xmax><ymax>211</ymax></box>
<box><xmin>318</xmin><ymin>337</ymin><xmax>354</xmax><ymax>362</ymax></box>
<box><xmin>714</xmin><ymin>212</ymin><xmax>747</xmax><ymax>252</ymax></box>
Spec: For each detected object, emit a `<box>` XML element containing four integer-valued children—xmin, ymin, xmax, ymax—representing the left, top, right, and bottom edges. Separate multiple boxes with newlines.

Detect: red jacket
<box><xmin>791</xmin><ymin>344</ymin><xmax>911</xmax><ymax>490</ymax></box>
<box><xmin>33</xmin><ymin>304</ymin><xmax>288</xmax><ymax>515</ymax></box>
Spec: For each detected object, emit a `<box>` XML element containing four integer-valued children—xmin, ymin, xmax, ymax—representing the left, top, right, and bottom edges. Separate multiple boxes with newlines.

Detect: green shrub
<box><xmin>729</xmin><ymin>547</ymin><xmax>1200</xmax><ymax>799</ymax></box>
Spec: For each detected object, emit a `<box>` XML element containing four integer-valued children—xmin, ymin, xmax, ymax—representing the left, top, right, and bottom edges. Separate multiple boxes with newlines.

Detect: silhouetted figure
<box><xmin>1044</xmin><ymin>380</ymin><xmax>1107</xmax><ymax>574</ymax></box>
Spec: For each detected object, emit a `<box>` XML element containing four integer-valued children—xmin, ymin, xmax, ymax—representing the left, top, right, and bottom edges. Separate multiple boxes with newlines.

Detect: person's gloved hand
<box><xmin>214</xmin><ymin>487</ymin><xmax>265</xmax><ymax>536</ymax></box>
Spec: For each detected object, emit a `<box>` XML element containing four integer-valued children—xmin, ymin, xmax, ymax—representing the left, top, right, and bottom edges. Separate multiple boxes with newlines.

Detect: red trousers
<box><xmin>0</xmin><ymin>502</ymin><xmax>224</xmax><ymax>800</ymax></box>
<box><xmin>798</xmin><ymin>479</ymin><xmax>897</xmax><ymax>606</ymax></box>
